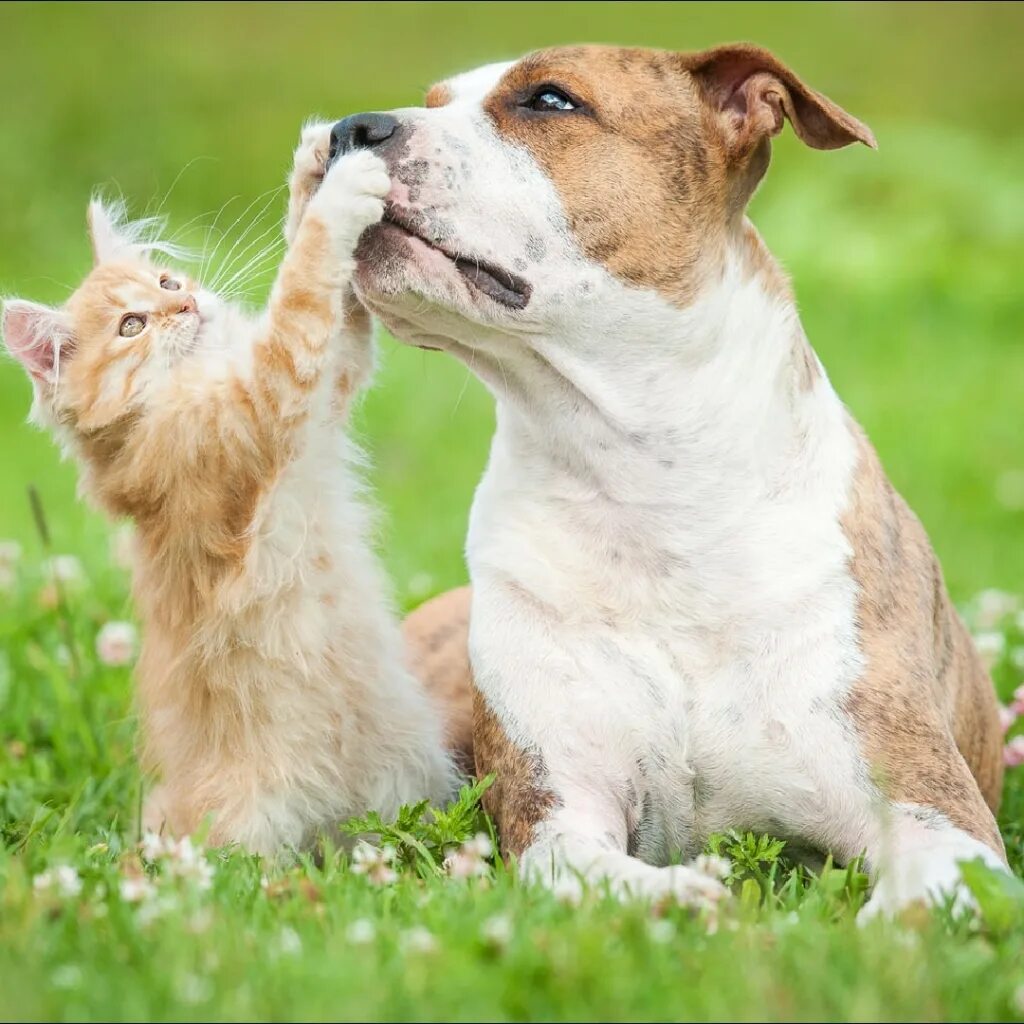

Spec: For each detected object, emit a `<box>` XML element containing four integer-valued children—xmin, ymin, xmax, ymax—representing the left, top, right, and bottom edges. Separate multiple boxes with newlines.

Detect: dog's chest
<box><xmin>553</xmin><ymin>590</ymin><xmax>868</xmax><ymax>862</ymax></box>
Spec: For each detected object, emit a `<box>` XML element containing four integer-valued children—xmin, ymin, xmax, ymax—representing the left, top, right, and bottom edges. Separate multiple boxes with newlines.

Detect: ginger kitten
<box><xmin>2</xmin><ymin>129</ymin><xmax>460</xmax><ymax>855</ymax></box>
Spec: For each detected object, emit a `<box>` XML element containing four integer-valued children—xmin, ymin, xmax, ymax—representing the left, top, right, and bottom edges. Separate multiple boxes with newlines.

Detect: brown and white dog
<box><xmin>335</xmin><ymin>44</ymin><xmax>1006</xmax><ymax>916</ymax></box>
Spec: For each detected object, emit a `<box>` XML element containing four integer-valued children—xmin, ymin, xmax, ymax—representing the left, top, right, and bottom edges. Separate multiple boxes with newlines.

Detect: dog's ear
<box><xmin>684</xmin><ymin>44</ymin><xmax>876</xmax><ymax>157</ymax></box>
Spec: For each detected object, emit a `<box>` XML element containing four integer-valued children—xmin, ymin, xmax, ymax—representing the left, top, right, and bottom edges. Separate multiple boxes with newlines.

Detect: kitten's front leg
<box><xmin>254</xmin><ymin>149</ymin><xmax>389</xmax><ymax>429</ymax></box>
<box><xmin>285</xmin><ymin>121</ymin><xmax>377</xmax><ymax>410</ymax></box>
<box><xmin>284</xmin><ymin>121</ymin><xmax>333</xmax><ymax>246</ymax></box>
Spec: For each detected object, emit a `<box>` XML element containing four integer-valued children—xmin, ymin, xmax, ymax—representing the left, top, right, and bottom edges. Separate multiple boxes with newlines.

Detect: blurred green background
<box><xmin>1</xmin><ymin>1</ymin><xmax>1022</xmax><ymax>601</ymax></box>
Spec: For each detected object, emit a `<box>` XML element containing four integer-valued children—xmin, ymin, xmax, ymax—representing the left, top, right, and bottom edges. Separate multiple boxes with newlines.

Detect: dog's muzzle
<box><xmin>326</xmin><ymin>112</ymin><xmax>399</xmax><ymax>169</ymax></box>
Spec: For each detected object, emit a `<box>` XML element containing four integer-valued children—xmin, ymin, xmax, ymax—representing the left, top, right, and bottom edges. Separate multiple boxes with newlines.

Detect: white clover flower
<box><xmin>33</xmin><ymin>865</ymin><xmax>83</xmax><ymax>899</ymax></box>
<box><xmin>973</xmin><ymin>589</ymin><xmax>1020</xmax><ymax>629</ymax></box>
<box><xmin>180</xmin><ymin>973</ymin><xmax>212</xmax><ymax>1005</ymax></box>
<box><xmin>400</xmin><ymin>926</ymin><xmax>437</xmax><ymax>954</ymax></box>
<box><xmin>464</xmin><ymin>833</ymin><xmax>493</xmax><ymax>859</ymax></box>
<box><xmin>109</xmin><ymin>525</ymin><xmax>135</xmax><ymax>571</ymax></box>
<box><xmin>165</xmin><ymin>838</ymin><xmax>214</xmax><ymax>890</ymax></box>
<box><xmin>345</xmin><ymin>918</ymin><xmax>376</xmax><ymax>945</ymax></box>
<box><xmin>187</xmin><ymin>909</ymin><xmax>213</xmax><ymax>935</ymax></box>
<box><xmin>480</xmin><ymin>914</ymin><xmax>513</xmax><ymax>948</ymax></box>
<box><xmin>350</xmin><ymin>842</ymin><xmax>398</xmax><ymax>886</ymax></box>
<box><xmin>445</xmin><ymin>850</ymin><xmax>488</xmax><ymax>880</ymax></box>
<box><xmin>140</xmin><ymin>831</ymin><xmax>172</xmax><ymax>862</ymax></box>
<box><xmin>277</xmin><ymin>927</ymin><xmax>302</xmax><ymax>956</ymax></box>
<box><xmin>45</xmin><ymin>555</ymin><xmax>84</xmax><ymax>586</ymax></box>
<box><xmin>693</xmin><ymin>854</ymin><xmax>732</xmax><ymax>882</ymax></box>
<box><xmin>445</xmin><ymin>832</ymin><xmax>494</xmax><ymax>879</ymax></box>
<box><xmin>973</xmin><ymin>631</ymin><xmax>1006</xmax><ymax>668</ymax></box>
<box><xmin>0</xmin><ymin>540</ymin><xmax>21</xmax><ymax>567</ymax></box>
<box><xmin>95</xmin><ymin>621</ymin><xmax>138</xmax><ymax>667</ymax></box>
<box><xmin>136</xmin><ymin>894</ymin><xmax>177</xmax><ymax>928</ymax></box>
<box><xmin>171</xmin><ymin>836</ymin><xmax>197</xmax><ymax>861</ymax></box>
<box><xmin>647</xmin><ymin>919</ymin><xmax>676</xmax><ymax>944</ymax></box>
<box><xmin>50</xmin><ymin>965</ymin><xmax>83</xmax><ymax>990</ymax></box>
<box><xmin>119</xmin><ymin>875</ymin><xmax>157</xmax><ymax>903</ymax></box>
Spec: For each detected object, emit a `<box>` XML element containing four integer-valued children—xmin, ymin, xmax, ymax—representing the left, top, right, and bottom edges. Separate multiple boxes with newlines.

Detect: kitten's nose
<box><xmin>179</xmin><ymin>295</ymin><xmax>198</xmax><ymax>315</ymax></box>
<box><xmin>327</xmin><ymin>113</ymin><xmax>398</xmax><ymax>167</ymax></box>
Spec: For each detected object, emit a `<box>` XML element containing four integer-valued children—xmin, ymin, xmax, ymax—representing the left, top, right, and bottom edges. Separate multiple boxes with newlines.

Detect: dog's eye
<box><xmin>525</xmin><ymin>87</ymin><xmax>577</xmax><ymax>113</ymax></box>
<box><xmin>119</xmin><ymin>314</ymin><xmax>147</xmax><ymax>338</ymax></box>
<box><xmin>160</xmin><ymin>275</ymin><xmax>181</xmax><ymax>291</ymax></box>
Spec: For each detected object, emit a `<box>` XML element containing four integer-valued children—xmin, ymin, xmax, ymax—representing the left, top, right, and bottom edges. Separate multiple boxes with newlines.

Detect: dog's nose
<box><xmin>328</xmin><ymin>113</ymin><xmax>398</xmax><ymax>166</ymax></box>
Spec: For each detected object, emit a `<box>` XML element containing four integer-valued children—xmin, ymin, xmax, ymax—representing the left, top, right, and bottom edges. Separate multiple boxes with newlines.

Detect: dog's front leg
<box><xmin>471</xmin><ymin>589</ymin><xmax>725</xmax><ymax>906</ymax></box>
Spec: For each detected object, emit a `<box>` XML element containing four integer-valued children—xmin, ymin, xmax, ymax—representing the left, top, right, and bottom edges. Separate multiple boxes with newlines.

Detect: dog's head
<box><xmin>340</xmin><ymin>45</ymin><xmax>873</xmax><ymax>357</ymax></box>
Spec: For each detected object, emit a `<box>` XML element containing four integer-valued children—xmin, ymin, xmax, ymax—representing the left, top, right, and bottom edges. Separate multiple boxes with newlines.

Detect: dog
<box><xmin>342</xmin><ymin>43</ymin><xmax>1007</xmax><ymax>916</ymax></box>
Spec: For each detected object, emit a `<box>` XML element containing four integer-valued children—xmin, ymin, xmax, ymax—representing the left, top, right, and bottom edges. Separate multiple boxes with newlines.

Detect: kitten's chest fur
<box><xmin>134</xmin><ymin>408</ymin><xmax>448</xmax><ymax>853</ymax></box>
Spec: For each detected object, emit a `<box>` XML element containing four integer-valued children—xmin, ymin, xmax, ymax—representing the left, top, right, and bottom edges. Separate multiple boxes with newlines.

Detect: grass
<box><xmin>1</xmin><ymin>2</ymin><xmax>1024</xmax><ymax>1020</ymax></box>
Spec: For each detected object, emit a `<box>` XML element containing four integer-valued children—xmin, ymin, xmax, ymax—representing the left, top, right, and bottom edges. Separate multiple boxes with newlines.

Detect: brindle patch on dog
<box><xmin>473</xmin><ymin>689</ymin><xmax>559</xmax><ymax>858</ymax></box>
<box><xmin>840</xmin><ymin>423</ymin><xmax>1004</xmax><ymax>856</ymax></box>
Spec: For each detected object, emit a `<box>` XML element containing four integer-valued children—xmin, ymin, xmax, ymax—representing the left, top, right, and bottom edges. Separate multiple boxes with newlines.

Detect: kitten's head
<box><xmin>2</xmin><ymin>201</ymin><xmax>216</xmax><ymax>438</ymax></box>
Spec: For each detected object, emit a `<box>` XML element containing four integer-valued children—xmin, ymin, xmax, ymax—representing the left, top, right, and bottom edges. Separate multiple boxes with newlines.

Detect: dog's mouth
<box><xmin>380</xmin><ymin>203</ymin><xmax>531</xmax><ymax>311</ymax></box>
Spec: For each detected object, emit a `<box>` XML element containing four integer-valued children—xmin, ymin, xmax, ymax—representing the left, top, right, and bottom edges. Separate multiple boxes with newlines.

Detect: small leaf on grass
<box><xmin>341</xmin><ymin>774</ymin><xmax>497</xmax><ymax>878</ymax></box>
<box><xmin>740</xmin><ymin>878</ymin><xmax>762</xmax><ymax>910</ymax></box>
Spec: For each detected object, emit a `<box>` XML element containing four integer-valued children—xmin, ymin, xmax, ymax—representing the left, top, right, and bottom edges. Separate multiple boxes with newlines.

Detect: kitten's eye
<box><xmin>160</xmin><ymin>275</ymin><xmax>181</xmax><ymax>291</ymax></box>
<box><xmin>119</xmin><ymin>314</ymin><xmax>147</xmax><ymax>338</ymax></box>
<box><xmin>524</xmin><ymin>87</ymin><xmax>577</xmax><ymax>113</ymax></box>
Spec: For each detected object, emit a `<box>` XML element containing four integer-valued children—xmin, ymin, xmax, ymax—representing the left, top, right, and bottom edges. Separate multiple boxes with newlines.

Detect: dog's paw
<box><xmin>311</xmin><ymin>149</ymin><xmax>391</xmax><ymax>252</ymax></box>
<box><xmin>653</xmin><ymin>864</ymin><xmax>730</xmax><ymax>908</ymax></box>
<box><xmin>857</xmin><ymin>852</ymin><xmax>1005</xmax><ymax>924</ymax></box>
<box><xmin>858</xmin><ymin>869</ymin><xmax>973</xmax><ymax>924</ymax></box>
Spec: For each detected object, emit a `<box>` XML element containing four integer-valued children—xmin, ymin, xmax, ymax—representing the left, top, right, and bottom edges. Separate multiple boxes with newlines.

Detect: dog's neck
<box><xmin>480</xmin><ymin>225</ymin><xmax>849</xmax><ymax>515</ymax></box>
<box><xmin>465</xmin><ymin>227</ymin><xmax>859</xmax><ymax>627</ymax></box>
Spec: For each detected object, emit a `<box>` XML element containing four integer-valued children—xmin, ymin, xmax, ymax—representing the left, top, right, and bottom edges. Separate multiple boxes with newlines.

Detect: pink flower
<box><xmin>444</xmin><ymin>833</ymin><xmax>494</xmax><ymax>879</ymax></box>
<box><xmin>350</xmin><ymin>843</ymin><xmax>398</xmax><ymax>886</ymax></box>
<box><xmin>1012</xmin><ymin>684</ymin><xmax>1024</xmax><ymax>716</ymax></box>
<box><xmin>999</xmin><ymin>704</ymin><xmax>1019</xmax><ymax>734</ymax></box>
<box><xmin>96</xmin><ymin>621</ymin><xmax>137</xmax><ymax>666</ymax></box>
<box><xmin>1004</xmin><ymin>735</ymin><xmax>1024</xmax><ymax>768</ymax></box>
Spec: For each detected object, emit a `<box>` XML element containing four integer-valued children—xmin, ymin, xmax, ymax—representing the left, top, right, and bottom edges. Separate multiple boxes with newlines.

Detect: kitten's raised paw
<box><xmin>311</xmin><ymin>149</ymin><xmax>390</xmax><ymax>252</ymax></box>
<box><xmin>285</xmin><ymin>121</ymin><xmax>335</xmax><ymax>244</ymax></box>
<box><xmin>293</xmin><ymin>121</ymin><xmax>333</xmax><ymax>182</ymax></box>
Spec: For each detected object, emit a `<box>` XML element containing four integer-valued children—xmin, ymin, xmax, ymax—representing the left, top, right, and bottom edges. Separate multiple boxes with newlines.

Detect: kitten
<box><xmin>1</xmin><ymin>127</ymin><xmax>462</xmax><ymax>855</ymax></box>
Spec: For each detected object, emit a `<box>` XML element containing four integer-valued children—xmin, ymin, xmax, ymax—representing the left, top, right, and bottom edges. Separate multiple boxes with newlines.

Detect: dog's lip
<box><xmin>380</xmin><ymin>202</ymin><xmax>532</xmax><ymax>311</ymax></box>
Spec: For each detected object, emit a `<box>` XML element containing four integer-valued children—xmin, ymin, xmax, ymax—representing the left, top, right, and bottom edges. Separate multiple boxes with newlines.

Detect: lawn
<box><xmin>1</xmin><ymin>2</ymin><xmax>1024</xmax><ymax>1020</ymax></box>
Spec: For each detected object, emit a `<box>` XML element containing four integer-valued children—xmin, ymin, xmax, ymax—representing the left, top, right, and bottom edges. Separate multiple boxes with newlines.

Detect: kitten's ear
<box><xmin>88</xmin><ymin>199</ymin><xmax>130</xmax><ymax>264</ymax></box>
<box><xmin>2</xmin><ymin>299</ymin><xmax>74</xmax><ymax>386</ymax></box>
